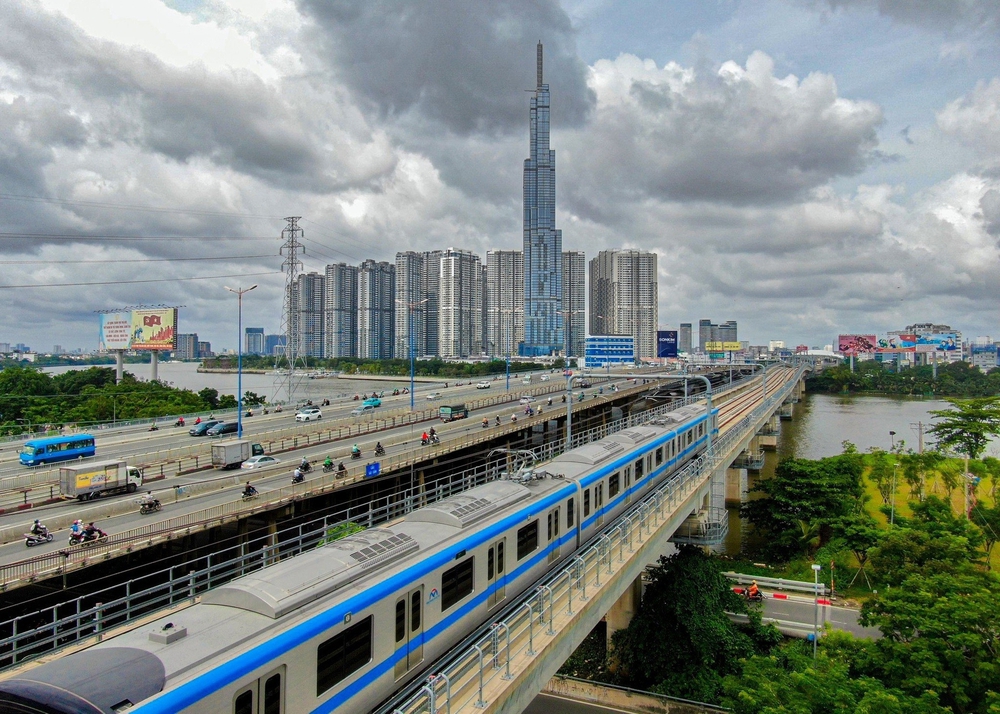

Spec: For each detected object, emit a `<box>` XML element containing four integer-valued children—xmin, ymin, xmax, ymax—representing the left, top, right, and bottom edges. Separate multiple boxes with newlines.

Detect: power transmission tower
<box><xmin>276</xmin><ymin>216</ymin><xmax>306</xmax><ymax>404</ymax></box>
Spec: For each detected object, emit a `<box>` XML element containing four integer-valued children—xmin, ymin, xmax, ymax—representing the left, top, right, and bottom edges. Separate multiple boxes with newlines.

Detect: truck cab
<box><xmin>439</xmin><ymin>404</ymin><xmax>469</xmax><ymax>422</ymax></box>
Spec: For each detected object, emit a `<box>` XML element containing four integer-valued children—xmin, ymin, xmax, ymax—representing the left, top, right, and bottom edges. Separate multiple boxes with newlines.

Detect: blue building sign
<box><xmin>584</xmin><ymin>335</ymin><xmax>635</xmax><ymax>369</ymax></box>
<box><xmin>365</xmin><ymin>462</ymin><xmax>381</xmax><ymax>478</ymax></box>
<box><xmin>657</xmin><ymin>330</ymin><xmax>678</xmax><ymax>358</ymax></box>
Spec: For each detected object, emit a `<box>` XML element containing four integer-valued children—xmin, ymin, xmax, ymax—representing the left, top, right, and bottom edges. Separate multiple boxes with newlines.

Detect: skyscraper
<box><xmin>562</xmin><ymin>250</ymin><xmax>586</xmax><ymax>358</ymax></box>
<box><xmin>244</xmin><ymin>327</ymin><xmax>264</xmax><ymax>355</ymax></box>
<box><xmin>439</xmin><ymin>249</ymin><xmax>483</xmax><ymax>358</ymax></box>
<box><xmin>358</xmin><ymin>260</ymin><xmax>395</xmax><ymax>359</ymax></box>
<box><xmin>296</xmin><ymin>272</ymin><xmax>324</xmax><ymax>359</ymax></box>
<box><xmin>324</xmin><ymin>263</ymin><xmax>358</xmax><ymax>358</ymax></box>
<box><xmin>486</xmin><ymin>250</ymin><xmax>524</xmax><ymax>358</ymax></box>
<box><xmin>588</xmin><ymin>250</ymin><xmax>659</xmax><ymax>360</ymax></box>
<box><xmin>679</xmin><ymin>323</ymin><xmax>692</xmax><ymax>354</ymax></box>
<box><xmin>520</xmin><ymin>42</ymin><xmax>563</xmax><ymax>356</ymax></box>
<box><xmin>698</xmin><ymin>319</ymin><xmax>714</xmax><ymax>352</ymax></box>
<box><xmin>394</xmin><ymin>252</ymin><xmax>426</xmax><ymax>359</ymax></box>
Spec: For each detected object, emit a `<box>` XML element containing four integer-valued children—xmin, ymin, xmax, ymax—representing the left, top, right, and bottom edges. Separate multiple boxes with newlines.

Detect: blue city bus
<box><xmin>19</xmin><ymin>435</ymin><xmax>96</xmax><ymax>466</ymax></box>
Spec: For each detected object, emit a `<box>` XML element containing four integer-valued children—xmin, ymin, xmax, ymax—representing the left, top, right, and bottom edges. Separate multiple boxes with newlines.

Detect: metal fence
<box><xmin>0</xmin><ymin>368</ymin><xmax>799</xmax><ymax>669</ymax></box>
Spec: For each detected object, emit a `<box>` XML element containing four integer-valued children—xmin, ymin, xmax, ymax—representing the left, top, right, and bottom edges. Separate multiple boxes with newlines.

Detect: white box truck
<box><xmin>211</xmin><ymin>440</ymin><xmax>264</xmax><ymax>469</ymax></box>
<box><xmin>60</xmin><ymin>460</ymin><xmax>143</xmax><ymax>501</ymax></box>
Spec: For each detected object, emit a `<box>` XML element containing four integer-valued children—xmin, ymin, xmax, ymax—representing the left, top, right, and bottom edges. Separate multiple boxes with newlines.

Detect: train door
<box><xmin>547</xmin><ymin>508</ymin><xmax>561</xmax><ymax>563</ymax></box>
<box><xmin>394</xmin><ymin>587</ymin><xmax>424</xmax><ymax>679</ymax></box>
<box><xmin>624</xmin><ymin>467</ymin><xmax>633</xmax><ymax>505</ymax></box>
<box><xmin>595</xmin><ymin>484</ymin><xmax>605</xmax><ymax>527</ymax></box>
<box><xmin>233</xmin><ymin>666</ymin><xmax>285</xmax><ymax>714</ymax></box>
<box><xmin>487</xmin><ymin>538</ymin><xmax>506</xmax><ymax>608</ymax></box>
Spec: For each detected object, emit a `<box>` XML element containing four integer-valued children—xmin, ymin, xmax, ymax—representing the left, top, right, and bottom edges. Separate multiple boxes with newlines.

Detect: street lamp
<box><xmin>225</xmin><ymin>284</ymin><xmax>257</xmax><ymax>439</ymax></box>
<box><xmin>811</xmin><ymin>563</ymin><xmax>822</xmax><ymax>658</ymax></box>
<box><xmin>396</xmin><ymin>298</ymin><xmax>427</xmax><ymax>411</ymax></box>
<box><xmin>889</xmin><ymin>430</ymin><xmax>896</xmax><ymax>450</ymax></box>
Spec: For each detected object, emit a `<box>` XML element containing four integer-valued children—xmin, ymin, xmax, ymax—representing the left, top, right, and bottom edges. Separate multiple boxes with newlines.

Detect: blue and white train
<box><xmin>0</xmin><ymin>403</ymin><xmax>717</xmax><ymax>714</ymax></box>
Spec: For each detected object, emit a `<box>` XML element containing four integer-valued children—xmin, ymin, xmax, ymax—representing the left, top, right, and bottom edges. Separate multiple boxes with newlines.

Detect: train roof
<box><xmin>405</xmin><ymin>480</ymin><xmax>531</xmax><ymax>528</ymax></box>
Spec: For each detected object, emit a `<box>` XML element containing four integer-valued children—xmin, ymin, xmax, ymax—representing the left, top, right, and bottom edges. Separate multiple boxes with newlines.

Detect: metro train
<box><xmin>0</xmin><ymin>401</ymin><xmax>717</xmax><ymax>714</ymax></box>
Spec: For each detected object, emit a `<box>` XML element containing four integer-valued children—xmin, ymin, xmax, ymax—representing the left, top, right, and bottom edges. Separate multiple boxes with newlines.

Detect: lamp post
<box><xmin>225</xmin><ymin>284</ymin><xmax>257</xmax><ymax>439</ymax></box>
<box><xmin>889</xmin><ymin>430</ymin><xmax>896</xmax><ymax>450</ymax></box>
<box><xmin>811</xmin><ymin>563</ymin><xmax>822</xmax><ymax>658</ymax></box>
<box><xmin>396</xmin><ymin>298</ymin><xmax>427</xmax><ymax>411</ymax></box>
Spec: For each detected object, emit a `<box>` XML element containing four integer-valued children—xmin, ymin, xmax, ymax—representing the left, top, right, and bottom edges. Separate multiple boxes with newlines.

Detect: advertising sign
<box><xmin>656</xmin><ymin>330</ymin><xmax>678</xmax><ymax>358</ymax></box>
<box><xmin>915</xmin><ymin>333</ymin><xmax>959</xmax><ymax>352</ymax></box>
<box><xmin>838</xmin><ymin>334</ymin><xmax>877</xmax><ymax>355</ymax></box>
<box><xmin>130</xmin><ymin>308</ymin><xmax>178</xmax><ymax>351</ymax></box>
<box><xmin>877</xmin><ymin>334</ymin><xmax>917</xmax><ymax>352</ymax></box>
<box><xmin>705</xmin><ymin>341</ymin><xmax>742</xmax><ymax>352</ymax></box>
<box><xmin>99</xmin><ymin>313</ymin><xmax>133</xmax><ymax>351</ymax></box>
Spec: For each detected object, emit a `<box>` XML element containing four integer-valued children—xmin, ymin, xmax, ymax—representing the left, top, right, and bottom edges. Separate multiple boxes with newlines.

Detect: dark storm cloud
<box><xmin>296</xmin><ymin>0</ymin><xmax>594</xmax><ymax>136</ymax></box>
<box><xmin>814</xmin><ymin>0</ymin><xmax>1000</xmax><ymax>30</ymax></box>
<box><xmin>0</xmin><ymin>2</ymin><xmax>376</xmax><ymax>193</ymax></box>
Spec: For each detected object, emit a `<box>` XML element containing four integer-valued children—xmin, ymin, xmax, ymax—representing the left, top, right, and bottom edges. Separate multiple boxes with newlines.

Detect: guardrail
<box><xmin>385</xmin><ymin>367</ymin><xmax>804</xmax><ymax>714</ymax></box>
<box><xmin>724</xmin><ymin>572</ymin><xmax>826</xmax><ymax>597</ymax></box>
<box><xmin>0</xmin><ymin>368</ymin><xmax>801</xmax><ymax>669</ymax></box>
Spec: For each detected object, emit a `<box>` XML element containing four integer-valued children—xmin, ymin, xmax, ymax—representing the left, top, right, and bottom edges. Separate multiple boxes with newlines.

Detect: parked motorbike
<box><xmin>139</xmin><ymin>499</ymin><xmax>161</xmax><ymax>515</ymax></box>
<box><xmin>24</xmin><ymin>530</ymin><xmax>53</xmax><ymax>547</ymax></box>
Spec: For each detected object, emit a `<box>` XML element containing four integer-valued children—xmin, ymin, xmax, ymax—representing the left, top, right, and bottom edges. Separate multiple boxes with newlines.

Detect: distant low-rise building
<box><xmin>584</xmin><ymin>334</ymin><xmax>635</xmax><ymax>369</ymax></box>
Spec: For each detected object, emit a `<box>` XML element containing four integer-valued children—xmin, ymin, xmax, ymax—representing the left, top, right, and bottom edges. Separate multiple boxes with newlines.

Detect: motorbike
<box><xmin>148</xmin><ymin>424</ymin><xmax>159</xmax><ymax>431</ymax></box>
<box><xmin>139</xmin><ymin>499</ymin><xmax>161</xmax><ymax>515</ymax></box>
<box><xmin>744</xmin><ymin>590</ymin><xmax>765</xmax><ymax>603</ymax></box>
<box><xmin>298</xmin><ymin>461</ymin><xmax>312</xmax><ymax>473</ymax></box>
<box><xmin>322</xmin><ymin>462</ymin><xmax>335</xmax><ymax>473</ymax></box>
<box><xmin>482</xmin><ymin>419</ymin><xmax>489</xmax><ymax>428</ymax></box>
<box><xmin>350</xmin><ymin>450</ymin><xmax>362</xmax><ymax>460</ymax></box>
<box><xmin>24</xmin><ymin>530</ymin><xmax>53</xmax><ymax>547</ymax></box>
<box><xmin>274</xmin><ymin>405</ymin><xmax>282</xmax><ymax>413</ymax></box>
<box><xmin>69</xmin><ymin>529</ymin><xmax>108</xmax><ymax>547</ymax></box>
<box><xmin>242</xmin><ymin>490</ymin><xmax>259</xmax><ymax>502</ymax></box>
<box><xmin>420</xmin><ymin>434</ymin><xmax>440</xmax><ymax>446</ymax></box>
<box><xmin>374</xmin><ymin>444</ymin><xmax>385</xmax><ymax>457</ymax></box>
<box><xmin>292</xmin><ymin>471</ymin><xmax>304</xmax><ymax>484</ymax></box>
<box><xmin>174</xmin><ymin>418</ymin><xmax>185</xmax><ymax>427</ymax></box>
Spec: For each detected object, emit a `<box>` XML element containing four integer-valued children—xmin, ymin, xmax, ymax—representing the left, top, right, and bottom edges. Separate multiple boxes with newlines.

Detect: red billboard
<box><xmin>838</xmin><ymin>334</ymin><xmax>877</xmax><ymax>355</ymax></box>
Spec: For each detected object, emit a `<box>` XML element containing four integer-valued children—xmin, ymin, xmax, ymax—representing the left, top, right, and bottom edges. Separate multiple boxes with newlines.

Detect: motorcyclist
<box><xmin>70</xmin><ymin>520</ymin><xmax>83</xmax><ymax>538</ymax></box>
<box><xmin>351</xmin><ymin>444</ymin><xmax>360</xmax><ymax>456</ymax></box>
<box><xmin>245</xmin><ymin>409</ymin><xmax>253</xmax><ymax>417</ymax></box>
<box><xmin>510</xmin><ymin>413</ymin><xmax>517</xmax><ymax>423</ymax></box>
<box><xmin>140</xmin><ymin>491</ymin><xmax>158</xmax><ymax>506</ymax></box>
<box><xmin>176</xmin><ymin>416</ymin><xmax>185</xmax><ymax>426</ymax></box>
<box><xmin>300</xmin><ymin>456</ymin><xmax>310</xmax><ymax>472</ymax></box>
<box><xmin>30</xmin><ymin>519</ymin><xmax>47</xmax><ymax>537</ymax></box>
<box><xmin>482</xmin><ymin>417</ymin><xmax>489</xmax><ymax>428</ymax></box>
<box><xmin>194</xmin><ymin>416</ymin><xmax>201</xmax><ymax>425</ymax></box>
<box><xmin>243</xmin><ymin>482</ymin><xmax>257</xmax><ymax>497</ymax></box>
<box><xmin>421</xmin><ymin>431</ymin><xmax>429</xmax><ymax>444</ymax></box>
<box><xmin>293</xmin><ymin>468</ymin><xmax>304</xmax><ymax>483</ymax></box>
<box><xmin>84</xmin><ymin>522</ymin><xmax>100</xmax><ymax>539</ymax></box>
<box><xmin>337</xmin><ymin>461</ymin><xmax>347</xmax><ymax>474</ymax></box>
<box><xmin>495</xmin><ymin>415</ymin><xmax>501</xmax><ymax>427</ymax></box>
<box><xmin>428</xmin><ymin>427</ymin><xmax>437</xmax><ymax>440</ymax></box>
<box><xmin>747</xmin><ymin>580</ymin><xmax>760</xmax><ymax>600</ymax></box>
<box><xmin>547</xmin><ymin>397</ymin><xmax>552</xmax><ymax>406</ymax></box>
<box><xmin>374</xmin><ymin>441</ymin><xmax>384</xmax><ymax>455</ymax></box>
<box><xmin>323</xmin><ymin>456</ymin><xmax>333</xmax><ymax>470</ymax></box>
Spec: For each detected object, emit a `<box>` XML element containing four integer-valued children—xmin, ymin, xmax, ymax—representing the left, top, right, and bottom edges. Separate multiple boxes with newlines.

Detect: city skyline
<box><xmin>1</xmin><ymin>3</ymin><xmax>998</xmax><ymax>351</ymax></box>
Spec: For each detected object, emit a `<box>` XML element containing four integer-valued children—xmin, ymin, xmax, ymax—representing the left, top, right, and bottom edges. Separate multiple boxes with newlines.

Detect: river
<box><xmin>41</xmin><ymin>362</ymin><xmax>421</xmax><ymax>404</ymax></box>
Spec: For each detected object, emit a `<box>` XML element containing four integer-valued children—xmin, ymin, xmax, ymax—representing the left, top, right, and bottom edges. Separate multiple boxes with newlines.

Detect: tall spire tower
<box><xmin>520</xmin><ymin>41</ymin><xmax>563</xmax><ymax>357</ymax></box>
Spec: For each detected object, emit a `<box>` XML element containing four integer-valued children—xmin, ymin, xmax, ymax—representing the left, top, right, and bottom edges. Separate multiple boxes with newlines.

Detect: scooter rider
<box><xmin>300</xmin><ymin>456</ymin><xmax>310</xmax><ymax>472</ymax></box>
<box><xmin>140</xmin><ymin>491</ymin><xmax>158</xmax><ymax>506</ymax></box>
<box><xmin>70</xmin><ymin>520</ymin><xmax>83</xmax><ymax>538</ymax></box>
<box><xmin>747</xmin><ymin>580</ymin><xmax>760</xmax><ymax>600</ymax></box>
<box><xmin>30</xmin><ymin>519</ymin><xmax>47</xmax><ymax>537</ymax></box>
<box><xmin>351</xmin><ymin>444</ymin><xmax>361</xmax><ymax>456</ymax></box>
<box><xmin>323</xmin><ymin>456</ymin><xmax>333</xmax><ymax>470</ymax></box>
<box><xmin>337</xmin><ymin>461</ymin><xmax>347</xmax><ymax>474</ymax></box>
<box><xmin>374</xmin><ymin>441</ymin><xmax>385</xmax><ymax>455</ymax></box>
<box><xmin>84</xmin><ymin>522</ymin><xmax>100</xmax><ymax>539</ymax></box>
<box><xmin>243</xmin><ymin>481</ymin><xmax>257</xmax><ymax>498</ymax></box>
<box><xmin>293</xmin><ymin>468</ymin><xmax>304</xmax><ymax>483</ymax></box>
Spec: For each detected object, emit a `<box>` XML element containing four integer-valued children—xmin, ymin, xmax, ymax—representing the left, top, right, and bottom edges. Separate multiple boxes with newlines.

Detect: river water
<box><xmin>42</xmin><ymin>362</ymin><xmax>420</xmax><ymax>404</ymax></box>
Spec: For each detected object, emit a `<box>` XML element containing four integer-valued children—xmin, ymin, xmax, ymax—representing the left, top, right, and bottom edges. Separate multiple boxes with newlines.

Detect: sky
<box><xmin>1</xmin><ymin>0</ymin><xmax>999</xmax><ymax>352</ymax></box>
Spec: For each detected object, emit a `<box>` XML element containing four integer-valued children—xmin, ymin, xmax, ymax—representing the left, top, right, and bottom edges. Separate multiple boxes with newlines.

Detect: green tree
<box><xmin>218</xmin><ymin>394</ymin><xmax>237</xmax><ymax>409</ymax></box>
<box><xmin>867</xmin><ymin>448</ymin><xmax>897</xmax><ymax>505</ymax></box>
<box><xmin>609</xmin><ymin>546</ymin><xmax>780</xmax><ymax>703</ymax></box>
<box><xmin>198</xmin><ymin>387</ymin><xmax>219</xmax><ymax>409</ymax></box>
<box><xmin>929</xmin><ymin>398</ymin><xmax>1000</xmax><ymax>512</ymax></box>
<box><xmin>861</xmin><ymin>571</ymin><xmax>1000</xmax><ymax>713</ymax></box>
<box><xmin>833</xmin><ymin>511</ymin><xmax>882</xmax><ymax>590</ymax></box>
<box><xmin>971</xmin><ymin>502</ymin><xmax>1000</xmax><ymax>567</ymax></box>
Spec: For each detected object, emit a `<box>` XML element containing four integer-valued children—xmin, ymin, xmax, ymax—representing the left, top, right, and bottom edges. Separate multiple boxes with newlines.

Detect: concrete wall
<box><xmin>543</xmin><ymin>676</ymin><xmax>726</xmax><ymax>714</ymax></box>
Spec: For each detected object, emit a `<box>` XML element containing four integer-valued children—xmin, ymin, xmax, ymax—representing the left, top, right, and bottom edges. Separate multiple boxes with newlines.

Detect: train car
<box><xmin>0</xmin><ymin>403</ymin><xmax>717</xmax><ymax>714</ymax></box>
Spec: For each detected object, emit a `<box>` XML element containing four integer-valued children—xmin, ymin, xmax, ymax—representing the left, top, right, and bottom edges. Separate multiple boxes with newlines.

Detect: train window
<box><xmin>583</xmin><ymin>490</ymin><xmax>590</xmax><ymax>517</ymax></box>
<box><xmin>635</xmin><ymin>458</ymin><xmax>644</xmax><ymax>479</ymax></box>
<box><xmin>395</xmin><ymin>600</ymin><xmax>406</xmax><ymax>643</ymax></box>
<box><xmin>316</xmin><ymin>615</ymin><xmax>373</xmax><ymax>696</ymax></box>
<box><xmin>488</xmin><ymin>547</ymin><xmax>494</xmax><ymax>580</ymax></box>
<box><xmin>608</xmin><ymin>473</ymin><xmax>620</xmax><ymax>498</ymax></box>
<box><xmin>567</xmin><ymin>498</ymin><xmax>574</xmax><ymax>528</ymax></box>
<box><xmin>687</xmin><ymin>431</ymin><xmax>693</xmax><ymax>446</ymax></box>
<box><xmin>441</xmin><ymin>557</ymin><xmax>475</xmax><ymax>611</ymax></box>
<box><xmin>263</xmin><ymin>673</ymin><xmax>281</xmax><ymax>714</ymax></box>
<box><xmin>235</xmin><ymin>690</ymin><xmax>253</xmax><ymax>714</ymax></box>
<box><xmin>517</xmin><ymin>521</ymin><xmax>538</xmax><ymax>560</ymax></box>
<box><xmin>655</xmin><ymin>447</ymin><xmax>663</xmax><ymax>466</ymax></box>
<box><xmin>497</xmin><ymin>541</ymin><xmax>504</xmax><ymax>574</ymax></box>
<box><xmin>411</xmin><ymin>591</ymin><xmax>421</xmax><ymax>632</ymax></box>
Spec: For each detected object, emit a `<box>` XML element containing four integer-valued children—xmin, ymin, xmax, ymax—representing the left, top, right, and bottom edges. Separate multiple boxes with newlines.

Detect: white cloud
<box><xmin>937</xmin><ymin>78</ymin><xmax>1000</xmax><ymax>162</ymax></box>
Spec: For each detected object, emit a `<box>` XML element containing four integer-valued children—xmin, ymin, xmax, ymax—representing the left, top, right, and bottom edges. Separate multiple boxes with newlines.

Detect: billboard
<box><xmin>915</xmin><ymin>333</ymin><xmax>959</xmax><ymax>353</ymax></box>
<box><xmin>705</xmin><ymin>341</ymin><xmax>742</xmax><ymax>352</ymax></box>
<box><xmin>656</xmin><ymin>330</ymin><xmax>678</xmax><ymax>358</ymax></box>
<box><xmin>130</xmin><ymin>308</ymin><xmax>178</xmax><ymax>351</ymax></box>
<box><xmin>838</xmin><ymin>334</ymin><xmax>877</xmax><ymax>355</ymax></box>
<box><xmin>99</xmin><ymin>313</ymin><xmax>133</xmax><ymax>351</ymax></box>
<box><xmin>877</xmin><ymin>334</ymin><xmax>916</xmax><ymax>353</ymax></box>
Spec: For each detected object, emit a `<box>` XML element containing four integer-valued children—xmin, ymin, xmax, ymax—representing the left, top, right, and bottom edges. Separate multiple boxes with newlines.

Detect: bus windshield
<box><xmin>21</xmin><ymin>445</ymin><xmax>38</xmax><ymax>457</ymax></box>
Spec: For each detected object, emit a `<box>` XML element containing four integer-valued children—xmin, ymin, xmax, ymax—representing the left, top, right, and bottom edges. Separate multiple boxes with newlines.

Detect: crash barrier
<box><xmin>724</xmin><ymin>572</ymin><xmax>826</xmax><ymax>597</ymax></box>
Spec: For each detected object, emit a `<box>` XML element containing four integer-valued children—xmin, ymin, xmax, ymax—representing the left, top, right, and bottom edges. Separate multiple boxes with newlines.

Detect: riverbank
<box><xmin>196</xmin><ymin>368</ymin><xmax>268</xmax><ymax>374</ymax></box>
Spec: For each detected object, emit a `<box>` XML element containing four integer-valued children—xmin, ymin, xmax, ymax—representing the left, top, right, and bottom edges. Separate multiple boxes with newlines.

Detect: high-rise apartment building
<box><xmin>358</xmin><ymin>260</ymin><xmax>395</xmax><ymax>360</ymax></box>
<box><xmin>486</xmin><ymin>250</ymin><xmax>524</xmax><ymax>358</ymax></box>
<box><xmin>296</xmin><ymin>272</ymin><xmax>325</xmax><ymax>359</ymax></box>
<box><xmin>394</xmin><ymin>252</ymin><xmax>427</xmax><ymax>360</ymax></box>
<box><xmin>718</xmin><ymin>320</ymin><xmax>738</xmax><ymax>344</ymax></box>
<box><xmin>175</xmin><ymin>333</ymin><xmax>198</xmax><ymax>360</ymax></box>
<box><xmin>439</xmin><ymin>249</ymin><xmax>483</xmax><ymax>358</ymax></box>
<box><xmin>562</xmin><ymin>251</ymin><xmax>586</xmax><ymax>357</ymax></box>
<box><xmin>324</xmin><ymin>263</ymin><xmax>358</xmax><ymax>358</ymax></box>
<box><xmin>520</xmin><ymin>42</ymin><xmax>563</xmax><ymax>356</ymax></box>
<box><xmin>679</xmin><ymin>323</ymin><xmax>692</xmax><ymax>354</ymax></box>
<box><xmin>264</xmin><ymin>334</ymin><xmax>286</xmax><ymax>357</ymax></box>
<box><xmin>588</xmin><ymin>250</ymin><xmax>658</xmax><ymax>359</ymax></box>
<box><xmin>698</xmin><ymin>319</ymin><xmax>714</xmax><ymax>352</ymax></box>
<box><xmin>422</xmin><ymin>251</ymin><xmax>443</xmax><ymax>358</ymax></box>
<box><xmin>244</xmin><ymin>327</ymin><xmax>264</xmax><ymax>355</ymax></box>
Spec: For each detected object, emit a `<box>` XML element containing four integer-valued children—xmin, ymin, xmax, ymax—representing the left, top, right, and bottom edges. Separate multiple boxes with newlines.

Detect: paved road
<box><xmin>752</xmin><ymin>590</ymin><xmax>881</xmax><ymax>639</ymax></box>
<box><xmin>524</xmin><ymin>693</ymin><xmax>640</xmax><ymax>714</ymax></box>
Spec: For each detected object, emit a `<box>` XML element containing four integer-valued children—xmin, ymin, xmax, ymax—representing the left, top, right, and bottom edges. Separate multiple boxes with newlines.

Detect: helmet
<box><xmin>752</xmin><ymin>580</ymin><xmax>758</xmax><ymax>585</ymax></box>
<box><xmin>33</xmin><ymin>519</ymin><xmax>40</xmax><ymax>525</ymax></box>
<box><xmin>75</xmin><ymin>519</ymin><xmax>82</xmax><ymax>525</ymax></box>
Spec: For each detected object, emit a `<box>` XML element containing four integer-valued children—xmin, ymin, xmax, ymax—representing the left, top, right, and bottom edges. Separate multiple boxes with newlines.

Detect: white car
<box><xmin>539</xmin><ymin>375</ymin><xmax>550</xmax><ymax>381</ymax></box>
<box><xmin>426</xmin><ymin>392</ymin><xmax>443</xmax><ymax>400</ymax></box>
<box><xmin>476</xmin><ymin>381</ymin><xmax>491</xmax><ymax>389</ymax></box>
<box><xmin>519</xmin><ymin>395</ymin><xmax>535</xmax><ymax>404</ymax></box>
<box><xmin>295</xmin><ymin>407</ymin><xmax>322</xmax><ymax>422</ymax></box>
<box><xmin>241</xmin><ymin>455</ymin><xmax>280</xmax><ymax>470</ymax></box>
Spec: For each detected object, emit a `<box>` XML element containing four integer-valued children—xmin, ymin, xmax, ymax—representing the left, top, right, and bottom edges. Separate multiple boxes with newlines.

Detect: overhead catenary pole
<box><xmin>226</xmin><ymin>285</ymin><xmax>257</xmax><ymax>439</ymax></box>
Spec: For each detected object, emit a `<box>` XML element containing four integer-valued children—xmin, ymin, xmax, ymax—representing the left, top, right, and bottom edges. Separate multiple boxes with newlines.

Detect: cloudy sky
<box><xmin>2</xmin><ymin>0</ymin><xmax>999</xmax><ymax>352</ymax></box>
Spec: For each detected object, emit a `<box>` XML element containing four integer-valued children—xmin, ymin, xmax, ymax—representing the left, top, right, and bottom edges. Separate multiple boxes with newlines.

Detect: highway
<box><xmin>0</xmin><ymin>368</ymin><xmax>790</xmax><ymax>583</ymax></box>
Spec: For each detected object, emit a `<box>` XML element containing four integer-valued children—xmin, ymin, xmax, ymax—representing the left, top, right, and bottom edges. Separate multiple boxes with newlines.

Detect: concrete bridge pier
<box><xmin>605</xmin><ymin>574</ymin><xmax>643</xmax><ymax>659</ymax></box>
<box><xmin>725</xmin><ymin>466</ymin><xmax>747</xmax><ymax>506</ymax></box>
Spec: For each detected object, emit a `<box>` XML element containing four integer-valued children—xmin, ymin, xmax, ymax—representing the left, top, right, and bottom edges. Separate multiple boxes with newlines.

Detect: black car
<box><xmin>206</xmin><ymin>422</ymin><xmax>239</xmax><ymax>437</ymax></box>
<box><xmin>188</xmin><ymin>420</ymin><xmax>221</xmax><ymax>436</ymax></box>
<box><xmin>578</xmin><ymin>380</ymin><xmax>593</xmax><ymax>388</ymax></box>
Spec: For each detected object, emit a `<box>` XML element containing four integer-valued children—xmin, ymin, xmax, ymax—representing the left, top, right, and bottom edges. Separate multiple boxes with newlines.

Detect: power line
<box><xmin>0</xmin><ymin>232</ymin><xmax>277</xmax><ymax>242</ymax></box>
<box><xmin>0</xmin><ymin>255</ymin><xmax>274</xmax><ymax>265</ymax></box>
<box><xmin>0</xmin><ymin>192</ymin><xmax>282</xmax><ymax>220</ymax></box>
<box><xmin>0</xmin><ymin>271</ymin><xmax>281</xmax><ymax>290</ymax></box>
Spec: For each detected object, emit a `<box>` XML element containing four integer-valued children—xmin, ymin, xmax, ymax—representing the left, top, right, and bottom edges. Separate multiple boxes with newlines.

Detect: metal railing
<box><xmin>0</xmin><ymin>368</ymin><xmax>799</xmax><ymax>668</ymax></box>
<box><xmin>724</xmin><ymin>572</ymin><xmax>826</xmax><ymax>597</ymax></box>
<box><xmin>387</xmin><ymin>368</ymin><xmax>803</xmax><ymax>714</ymax></box>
